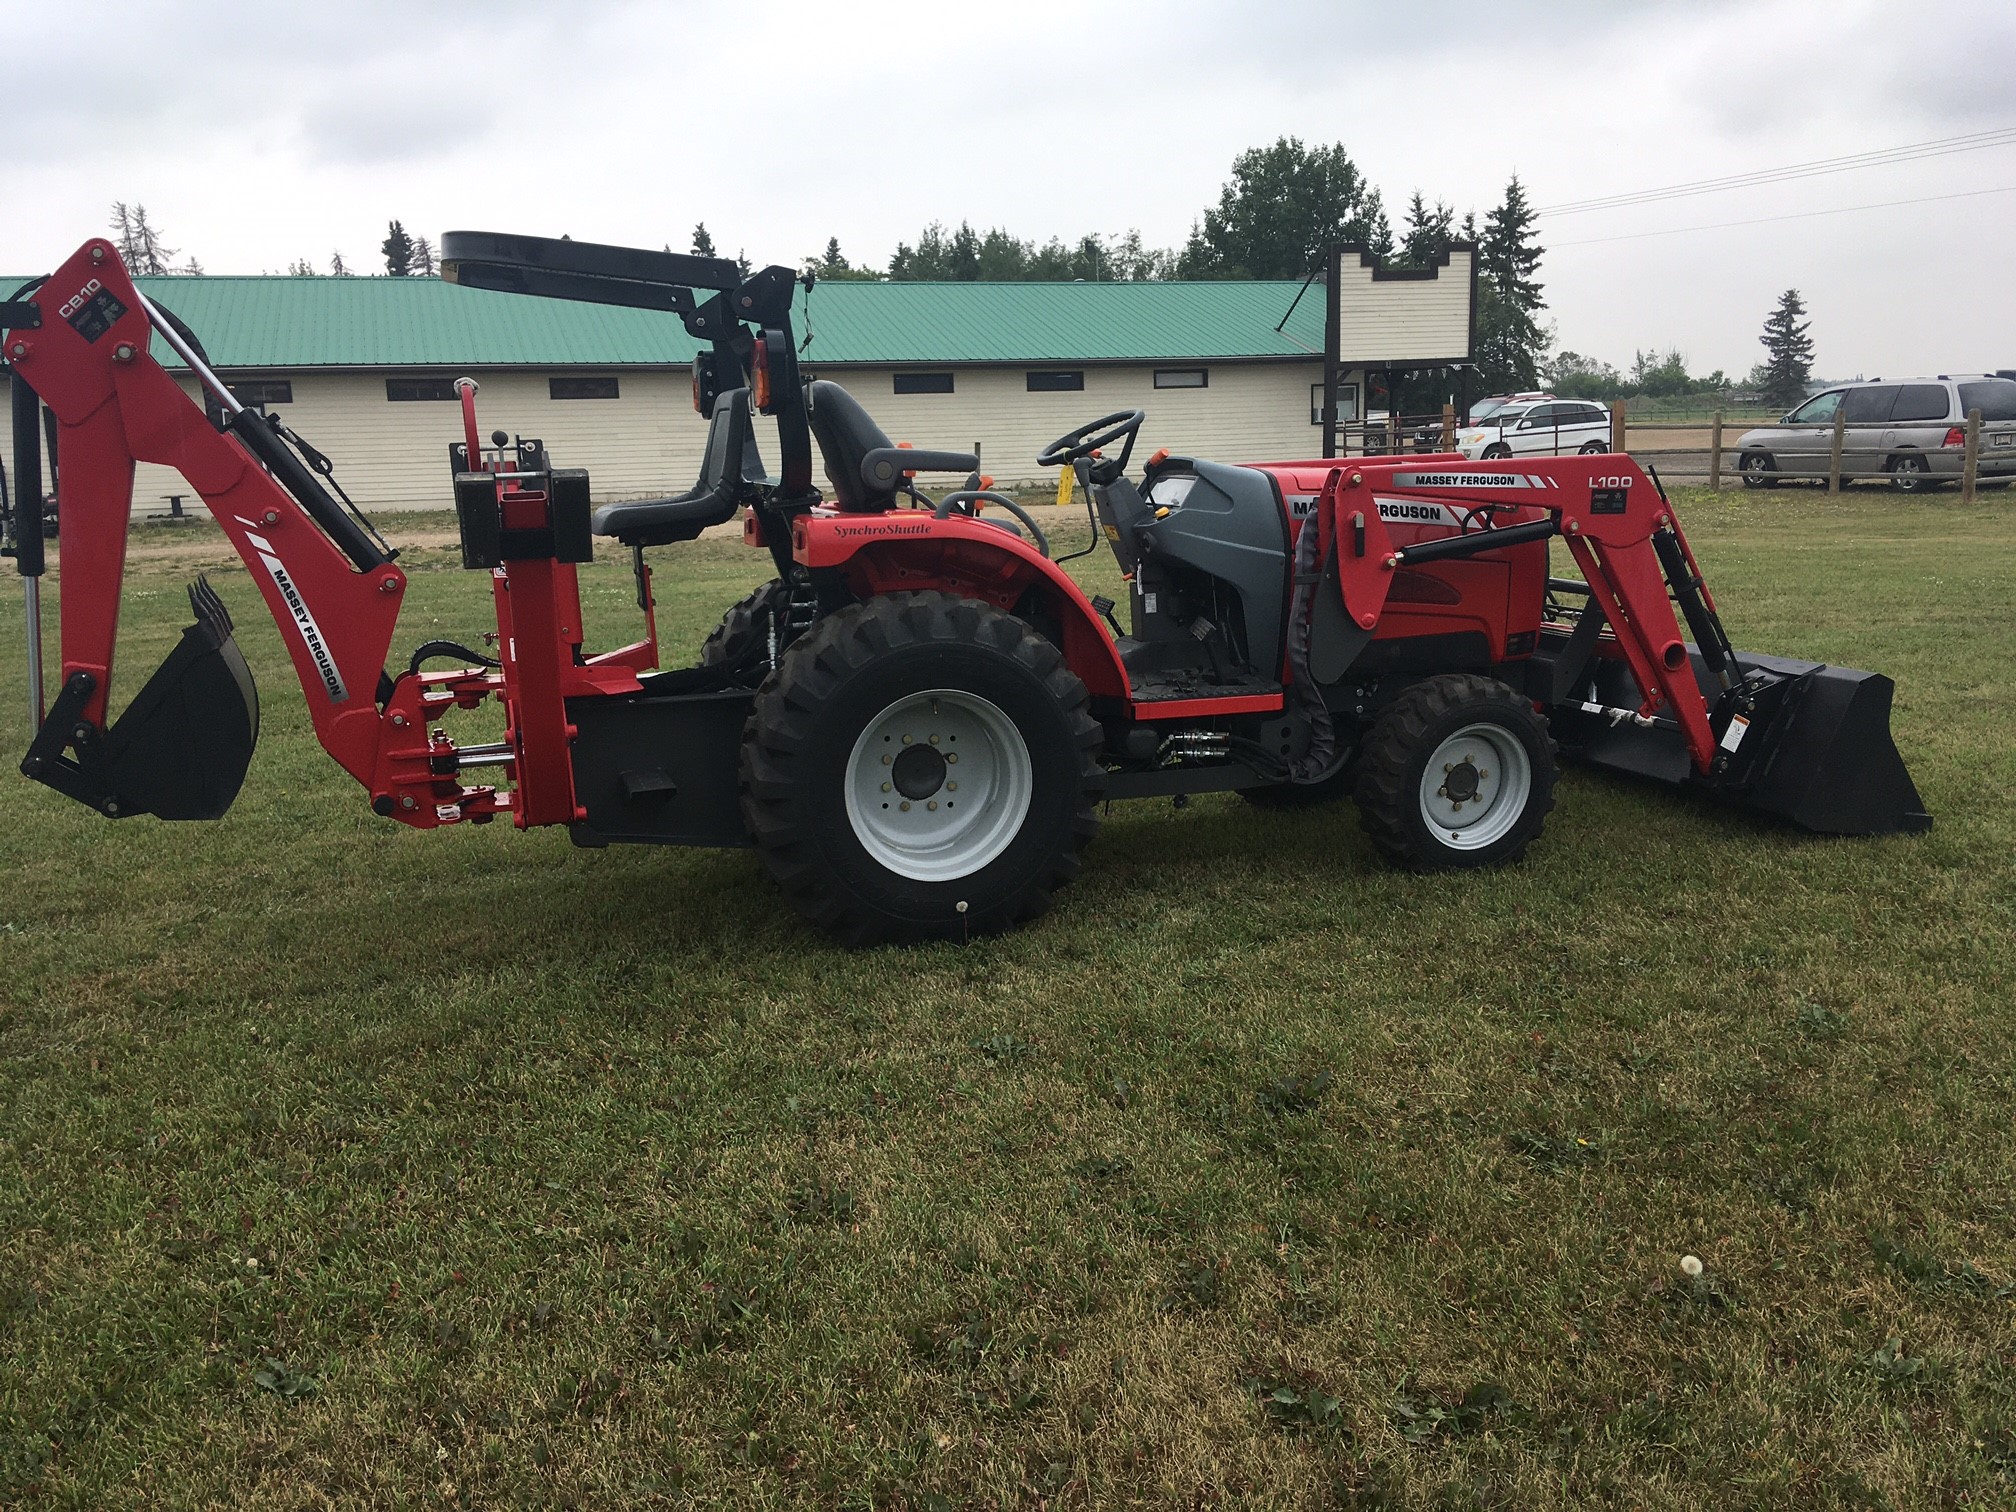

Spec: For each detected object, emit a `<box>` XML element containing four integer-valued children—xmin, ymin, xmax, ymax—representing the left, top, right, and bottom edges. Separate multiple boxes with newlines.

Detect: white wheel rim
<box><xmin>1417</xmin><ymin>722</ymin><xmax>1532</xmax><ymax>851</ymax></box>
<box><xmin>844</xmin><ymin>688</ymin><xmax>1033</xmax><ymax>882</ymax></box>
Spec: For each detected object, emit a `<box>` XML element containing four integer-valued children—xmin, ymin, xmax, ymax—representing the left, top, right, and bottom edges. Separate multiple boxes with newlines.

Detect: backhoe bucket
<box><xmin>1554</xmin><ymin>647</ymin><xmax>1931</xmax><ymax>837</ymax></box>
<box><xmin>22</xmin><ymin>578</ymin><xmax>259</xmax><ymax>820</ymax></box>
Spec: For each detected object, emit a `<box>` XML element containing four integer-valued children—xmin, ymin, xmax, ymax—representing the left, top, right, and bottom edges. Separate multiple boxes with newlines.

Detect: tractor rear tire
<box><xmin>699</xmin><ymin>579</ymin><xmax>790</xmax><ymax>672</ymax></box>
<box><xmin>740</xmin><ymin>591</ymin><xmax>1104</xmax><ymax>944</ymax></box>
<box><xmin>1354</xmin><ymin>673</ymin><xmax>1557</xmax><ymax>870</ymax></box>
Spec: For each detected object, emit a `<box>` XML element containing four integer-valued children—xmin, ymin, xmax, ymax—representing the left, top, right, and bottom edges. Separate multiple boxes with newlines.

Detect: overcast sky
<box><xmin>2</xmin><ymin>0</ymin><xmax>2009</xmax><ymax>380</ymax></box>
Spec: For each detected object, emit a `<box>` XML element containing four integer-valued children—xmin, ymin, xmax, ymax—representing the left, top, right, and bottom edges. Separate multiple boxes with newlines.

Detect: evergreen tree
<box><xmin>109</xmin><ymin>202</ymin><xmax>178</xmax><ymax>275</ymax></box>
<box><xmin>411</xmin><ymin>235</ymin><xmax>437</xmax><ymax>277</ymax></box>
<box><xmin>330</xmin><ymin>251</ymin><xmax>351</xmax><ymax>276</ymax></box>
<box><xmin>887</xmin><ymin>223</ymin><xmax>1175</xmax><ymax>282</ymax></box>
<box><xmin>1473</xmin><ymin>175</ymin><xmax>1549</xmax><ymax>393</ymax></box>
<box><xmin>1399</xmin><ymin>192</ymin><xmax>1455</xmax><ymax>268</ymax></box>
<box><xmin>1472</xmin><ymin>282</ymin><xmax>1543</xmax><ymax>394</ymax></box>
<box><xmin>1481</xmin><ymin>174</ymin><xmax>1544</xmax><ymax>313</ymax></box>
<box><xmin>690</xmin><ymin>223</ymin><xmax>717</xmax><ymax>258</ymax></box>
<box><xmin>1758</xmin><ymin>289</ymin><xmax>1814</xmax><ymax>409</ymax></box>
<box><xmin>805</xmin><ymin>237</ymin><xmax>877</xmax><ymax>281</ymax></box>
<box><xmin>382</xmin><ymin>220</ymin><xmax>415</xmax><ymax>276</ymax></box>
<box><xmin>1182</xmin><ymin>137</ymin><xmax>1388</xmax><ymax>278</ymax></box>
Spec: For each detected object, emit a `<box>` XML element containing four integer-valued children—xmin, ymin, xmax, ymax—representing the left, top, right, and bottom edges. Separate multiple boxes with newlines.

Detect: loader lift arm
<box><xmin>1314</xmin><ymin>459</ymin><xmax>1724</xmax><ymax>770</ymax></box>
<box><xmin>1305</xmin><ymin>454</ymin><xmax>1929</xmax><ymax>834</ymax></box>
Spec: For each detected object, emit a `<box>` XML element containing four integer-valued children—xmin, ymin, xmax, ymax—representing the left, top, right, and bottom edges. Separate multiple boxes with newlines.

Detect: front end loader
<box><xmin>1</xmin><ymin>231</ymin><xmax>1928</xmax><ymax>944</ymax></box>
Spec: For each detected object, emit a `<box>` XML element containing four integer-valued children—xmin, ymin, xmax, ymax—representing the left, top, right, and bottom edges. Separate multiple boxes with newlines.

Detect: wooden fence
<box><xmin>1611</xmin><ymin>402</ymin><xmax>2004</xmax><ymax>503</ymax></box>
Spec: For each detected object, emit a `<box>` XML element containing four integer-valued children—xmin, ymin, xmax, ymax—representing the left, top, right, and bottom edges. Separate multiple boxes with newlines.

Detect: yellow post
<box><xmin>1709</xmin><ymin>409</ymin><xmax>1724</xmax><ymax>491</ymax></box>
<box><xmin>1828</xmin><ymin>407</ymin><xmax>1847</xmax><ymax>494</ymax></box>
<box><xmin>1961</xmin><ymin>407</ymin><xmax>1982</xmax><ymax>504</ymax></box>
<box><xmin>1055</xmin><ymin>466</ymin><xmax>1074</xmax><ymax>509</ymax></box>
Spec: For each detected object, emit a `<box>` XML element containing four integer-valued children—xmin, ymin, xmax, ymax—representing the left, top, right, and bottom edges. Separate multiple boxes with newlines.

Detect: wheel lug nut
<box><xmin>900</xmin><ymin>800</ymin><xmax>911</xmax><ymax>811</ymax></box>
<box><xmin>881</xmin><ymin>782</ymin><xmax>891</xmax><ymax>793</ymax></box>
<box><xmin>1443</xmin><ymin>763</ymin><xmax>1453</xmax><ymax>773</ymax></box>
<box><xmin>882</xmin><ymin>754</ymin><xmax>891</xmax><ymax>764</ymax></box>
<box><xmin>927</xmin><ymin>800</ymin><xmax>938</xmax><ymax>811</ymax></box>
<box><xmin>946</xmin><ymin>753</ymin><xmax>957</xmax><ymax>764</ymax></box>
<box><xmin>929</xmin><ymin>734</ymin><xmax>939</xmax><ymax>745</ymax></box>
<box><xmin>947</xmin><ymin>781</ymin><xmax>957</xmax><ymax>791</ymax></box>
<box><xmin>902</xmin><ymin>734</ymin><xmax>913</xmax><ymax>744</ymax></box>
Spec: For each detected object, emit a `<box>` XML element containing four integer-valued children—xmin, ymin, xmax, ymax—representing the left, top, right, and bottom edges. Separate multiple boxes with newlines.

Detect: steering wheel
<box><xmin>1036</xmin><ymin>410</ymin><xmax>1146</xmax><ymax>470</ymax></box>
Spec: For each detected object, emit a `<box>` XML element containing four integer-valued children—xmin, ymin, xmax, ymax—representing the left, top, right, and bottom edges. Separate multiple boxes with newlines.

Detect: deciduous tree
<box><xmin>1182</xmin><ymin>137</ymin><xmax>1391</xmax><ymax>279</ymax></box>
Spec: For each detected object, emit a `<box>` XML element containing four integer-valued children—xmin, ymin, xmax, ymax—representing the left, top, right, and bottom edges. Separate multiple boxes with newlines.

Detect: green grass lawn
<box><xmin>2</xmin><ymin>488</ymin><xmax>2013</xmax><ymax>1508</ymax></box>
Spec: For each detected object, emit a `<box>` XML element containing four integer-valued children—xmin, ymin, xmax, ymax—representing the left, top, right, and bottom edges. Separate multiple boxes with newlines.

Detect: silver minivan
<box><xmin>1736</xmin><ymin>375</ymin><xmax>2016</xmax><ymax>492</ymax></box>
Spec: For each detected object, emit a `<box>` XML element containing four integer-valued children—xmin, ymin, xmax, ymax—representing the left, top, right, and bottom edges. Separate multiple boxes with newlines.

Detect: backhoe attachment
<box><xmin>4</xmin><ymin>239</ymin><xmax>405</xmax><ymax>822</ymax></box>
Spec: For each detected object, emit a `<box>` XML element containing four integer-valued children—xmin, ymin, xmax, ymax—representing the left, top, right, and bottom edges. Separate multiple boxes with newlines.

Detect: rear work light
<box><xmin>750</xmin><ymin>338</ymin><xmax>771</xmax><ymax>412</ymax></box>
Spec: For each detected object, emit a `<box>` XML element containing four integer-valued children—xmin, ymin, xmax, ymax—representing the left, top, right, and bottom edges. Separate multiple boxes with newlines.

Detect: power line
<box><xmin>1550</xmin><ymin>184</ymin><xmax>2016</xmax><ymax>247</ymax></box>
<box><xmin>1537</xmin><ymin>126</ymin><xmax>2016</xmax><ymax>217</ymax></box>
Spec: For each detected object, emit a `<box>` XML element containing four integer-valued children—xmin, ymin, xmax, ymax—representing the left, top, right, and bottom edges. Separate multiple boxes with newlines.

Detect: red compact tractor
<box><xmin>2</xmin><ymin>233</ymin><xmax>1928</xmax><ymax>941</ymax></box>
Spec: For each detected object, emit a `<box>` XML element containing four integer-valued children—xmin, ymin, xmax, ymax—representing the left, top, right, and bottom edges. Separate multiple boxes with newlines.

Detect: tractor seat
<box><xmin>806</xmin><ymin>379</ymin><xmax>899</xmax><ymax>512</ymax></box>
<box><xmin>592</xmin><ymin>387</ymin><xmax>763</xmax><ymax>547</ymax></box>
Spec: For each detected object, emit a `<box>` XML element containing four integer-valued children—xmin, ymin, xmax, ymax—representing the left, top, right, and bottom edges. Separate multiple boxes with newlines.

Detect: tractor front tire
<box><xmin>1355</xmin><ymin>674</ymin><xmax>1556</xmax><ymax>870</ymax></box>
<box><xmin>740</xmin><ymin>591</ymin><xmax>1103</xmax><ymax>944</ymax></box>
<box><xmin>699</xmin><ymin>579</ymin><xmax>791</xmax><ymax>673</ymax></box>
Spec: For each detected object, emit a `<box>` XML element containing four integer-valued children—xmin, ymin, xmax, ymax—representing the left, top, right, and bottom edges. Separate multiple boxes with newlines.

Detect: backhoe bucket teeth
<box><xmin>1553</xmin><ymin>648</ymin><xmax>1930</xmax><ymax>837</ymax></box>
<box><xmin>22</xmin><ymin>578</ymin><xmax>260</xmax><ymax>820</ymax></box>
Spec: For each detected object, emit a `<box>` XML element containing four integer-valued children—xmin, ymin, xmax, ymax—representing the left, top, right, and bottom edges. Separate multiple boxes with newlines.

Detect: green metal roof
<box><xmin>96</xmin><ymin>274</ymin><xmax>1325</xmax><ymax>371</ymax></box>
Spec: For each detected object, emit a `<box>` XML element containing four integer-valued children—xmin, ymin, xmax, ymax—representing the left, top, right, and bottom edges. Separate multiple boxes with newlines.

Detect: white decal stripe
<box><xmin>252</xmin><ymin>549</ymin><xmax>349</xmax><ymax>703</ymax></box>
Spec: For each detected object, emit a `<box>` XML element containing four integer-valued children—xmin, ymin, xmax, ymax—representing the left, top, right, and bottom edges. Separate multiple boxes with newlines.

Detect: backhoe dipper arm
<box><xmin>5</xmin><ymin>240</ymin><xmax>404</xmax><ymax>784</ymax></box>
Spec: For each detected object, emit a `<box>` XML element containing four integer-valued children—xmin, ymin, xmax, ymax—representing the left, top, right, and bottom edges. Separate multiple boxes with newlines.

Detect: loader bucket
<box><xmin>23</xmin><ymin>577</ymin><xmax>260</xmax><ymax>820</ymax></box>
<box><xmin>1553</xmin><ymin>647</ymin><xmax>1931</xmax><ymax>837</ymax></box>
<box><xmin>101</xmin><ymin>577</ymin><xmax>260</xmax><ymax>819</ymax></box>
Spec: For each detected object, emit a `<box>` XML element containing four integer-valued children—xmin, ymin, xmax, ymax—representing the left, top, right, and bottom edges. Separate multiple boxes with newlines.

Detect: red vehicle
<box><xmin>2</xmin><ymin>232</ymin><xmax>1928</xmax><ymax>942</ymax></box>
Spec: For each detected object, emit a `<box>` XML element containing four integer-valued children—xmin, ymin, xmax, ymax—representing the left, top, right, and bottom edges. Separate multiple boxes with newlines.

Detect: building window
<box><xmin>1154</xmin><ymin>369</ymin><xmax>1208</xmax><ymax>389</ymax></box>
<box><xmin>1026</xmin><ymin>370</ymin><xmax>1084</xmax><ymax>392</ymax></box>
<box><xmin>228</xmin><ymin>379</ymin><xmax>293</xmax><ymax>405</ymax></box>
<box><xmin>1311</xmin><ymin>381</ymin><xmax>1361</xmax><ymax>425</ymax></box>
<box><xmin>550</xmin><ymin>375</ymin><xmax>620</xmax><ymax>401</ymax></box>
<box><xmin>386</xmin><ymin>377</ymin><xmax>460</xmax><ymax>402</ymax></box>
<box><xmin>894</xmin><ymin>371</ymin><xmax>955</xmax><ymax>395</ymax></box>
